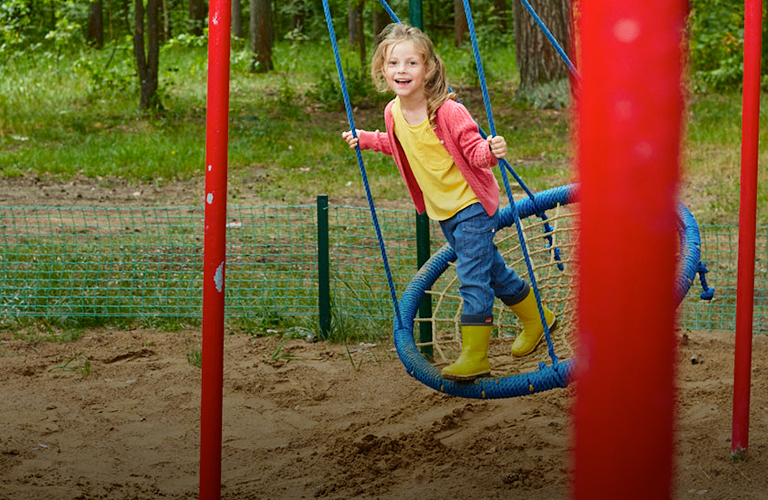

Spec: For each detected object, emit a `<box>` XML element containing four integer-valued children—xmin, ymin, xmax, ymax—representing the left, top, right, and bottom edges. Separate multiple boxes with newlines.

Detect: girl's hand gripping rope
<box><xmin>342</xmin><ymin>130</ymin><xmax>360</xmax><ymax>149</ymax></box>
<box><xmin>487</xmin><ymin>135</ymin><xmax>507</xmax><ymax>159</ymax></box>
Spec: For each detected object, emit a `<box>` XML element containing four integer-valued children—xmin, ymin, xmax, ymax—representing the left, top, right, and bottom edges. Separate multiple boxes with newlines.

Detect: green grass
<box><xmin>185</xmin><ymin>335</ymin><xmax>203</xmax><ymax>367</ymax></box>
<box><xmin>683</xmin><ymin>92</ymin><xmax>768</xmax><ymax>224</ymax></box>
<box><xmin>6</xmin><ymin>318</ymin><xmax>85</xmax><ymax>342</ymax></box>
<box><xmin>4</xmin><ymin>39</ymin><xmax>760</xmax><ymax>220</ymax></box>
<box><xmin>55</xmin><ymin>353</ymin><xmax>91</xmax><ymax>378</ymax></box>
<box><xmin>0</xmin><ymin>37</ymin><xmax>558</xmax><ymax>203</ymax></box>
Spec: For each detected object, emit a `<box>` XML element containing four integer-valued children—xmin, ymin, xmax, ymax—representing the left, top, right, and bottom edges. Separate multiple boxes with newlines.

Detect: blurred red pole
<box><xmin>732</xmin><ymin>0</ymin><xmax>762</xmax><ymax>456</ymax></box>
<box><xmin>573</xmin><ymin>0</ymin><xmax>687</xmax><ymax>499</ymax></box>
<box><xmin>200</xmin><ymin>0</ymin><xmax>231</xmax><ymax>497</ymax></box>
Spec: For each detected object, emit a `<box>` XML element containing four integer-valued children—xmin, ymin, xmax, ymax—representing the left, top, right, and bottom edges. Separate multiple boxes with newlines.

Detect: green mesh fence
<box><xmin>0</xmin><ymin>207</ymin><xmax>202</xmax><ymax>319</ymax></box>
<box><xmin>0</xmin><ymin>204</ymin><xmax>765</xmax><ymax>334</ymax></box>
<box><xmin>678</xmin><ymin>225</ymin><xmax>768</xmax><ymax>334</ymax></box>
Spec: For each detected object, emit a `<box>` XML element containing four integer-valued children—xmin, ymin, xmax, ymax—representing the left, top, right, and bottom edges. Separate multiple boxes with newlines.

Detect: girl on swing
<box><xmin>342</xmin><ymin>23</ymin><xmax>556</xmax><ymax>381</ymax></box>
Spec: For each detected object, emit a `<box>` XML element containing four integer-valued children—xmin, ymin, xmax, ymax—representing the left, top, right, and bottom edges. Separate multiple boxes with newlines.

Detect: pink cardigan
<box><xmin>357</xmin><ymin>98</ymin><xmax>501</xmax><ymax>216</ymax></box>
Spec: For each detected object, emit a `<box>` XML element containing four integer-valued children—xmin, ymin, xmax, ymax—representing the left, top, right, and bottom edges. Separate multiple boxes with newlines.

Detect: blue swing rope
<box><xmin>320</xmin><ymin>0</ymin><xmax>404</xmax><ymax>331</ymax></box>
<box><xmin>460</xmin><ymin>0</ymin><xmax>559</xmax><ymax>366</ymax></box>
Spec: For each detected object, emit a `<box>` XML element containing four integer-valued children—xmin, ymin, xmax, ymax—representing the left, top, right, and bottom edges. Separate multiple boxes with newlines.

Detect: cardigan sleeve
<box><xmin>442</xmin><ymin>102</ymin><xmax>497</xmax><ymax>169</ymax></box>
<box><xmin>357</xmin><ymin>130</ymin><xmax>394</xmax><ymax>156</ymax></box>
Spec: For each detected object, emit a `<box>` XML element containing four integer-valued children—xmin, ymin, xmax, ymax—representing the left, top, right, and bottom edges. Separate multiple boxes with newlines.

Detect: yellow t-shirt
<box><xmin>392</xmin><ymin>99</ymin><xmax>479</xmax><ymax>221</ymax></box>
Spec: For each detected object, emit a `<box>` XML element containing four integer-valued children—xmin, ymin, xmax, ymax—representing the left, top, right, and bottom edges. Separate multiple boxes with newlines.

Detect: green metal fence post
<box><xmin>416</xmin><ymin>212</ymin><xmax>433</xmax><ymax>359</ymax></box>
<box><xmin>411</xmin><ymin>0</ymin><xmax>432</xmax><ymax>358</ymax></box>
<box><xmin>317</xmin><ymin>194</ymin><xmax>331</xmax><ymax>340</ymax></box>
<box><xmin>409</xmin><ymin>0</ymin><xmax>423</xmax><ymax>30</ymax></box>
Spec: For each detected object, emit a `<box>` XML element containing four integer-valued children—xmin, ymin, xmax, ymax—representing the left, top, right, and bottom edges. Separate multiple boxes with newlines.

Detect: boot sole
<box><xmin>441</xmin><ymin>371</ymin><xmax>491</xmax><ymax>382</ymax></box>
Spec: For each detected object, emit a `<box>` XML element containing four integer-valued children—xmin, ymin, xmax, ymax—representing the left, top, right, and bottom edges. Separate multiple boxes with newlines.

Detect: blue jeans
<box><xmin>439</xmin><ymin>203</ymin><xmax>529</xmax><ymax>325</ymax></box>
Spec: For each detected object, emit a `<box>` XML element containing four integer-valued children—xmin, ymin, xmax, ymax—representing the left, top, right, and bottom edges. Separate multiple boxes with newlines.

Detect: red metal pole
<box><xmin>731</xmin><ymin>0</ymin><xmax>762</xmax><ymax>456</ymax></box>
<box><xmin>200</xmin><ymin>0</ymin><xmax>231</xmax><ymax>497</ymax></box>
<box><xmin>573</xmin><ymin>0</ymin><xmax>687</xmax><ymax>499</ymax></box>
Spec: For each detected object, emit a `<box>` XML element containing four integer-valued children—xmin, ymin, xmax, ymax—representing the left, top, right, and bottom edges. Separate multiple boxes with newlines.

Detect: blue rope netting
<box><xmin>395</xmin><ymin>185</ymin><xmax>703</xmax><ymax>399</ymax></box>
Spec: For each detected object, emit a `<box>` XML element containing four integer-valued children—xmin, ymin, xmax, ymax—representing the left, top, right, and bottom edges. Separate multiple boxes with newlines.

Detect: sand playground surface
<box><xmin>1</xmin><ymin>326</ymin><xmax>767</xmax><ymax>500</ymax></box>
<box><xmin>0</xmin><ymin>176</ymin><xmax>765</xmax><ymax>499</ymax></box>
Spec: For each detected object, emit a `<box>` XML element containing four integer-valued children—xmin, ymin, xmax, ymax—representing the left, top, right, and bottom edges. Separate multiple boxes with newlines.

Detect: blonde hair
<box><xmin>371</xmin><ymin>23</ymin><xmax>456</xmax><ymax>127</ymax></box>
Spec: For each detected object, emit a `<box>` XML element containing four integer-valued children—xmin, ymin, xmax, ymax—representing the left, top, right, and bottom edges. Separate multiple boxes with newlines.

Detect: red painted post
<box><xmin>200</xmin><ymin>0</ymin><xmax>231</xmax><ymax>497</ymax></box>
<box><xmin>573</xmin><ymin>0</ymin><xmax>687</xmax><ymax>499</ymax></box>
<box><xmin>731</xmin><ymin>0</ymin><xmax>762</xmax><ymax>456</ymax></box>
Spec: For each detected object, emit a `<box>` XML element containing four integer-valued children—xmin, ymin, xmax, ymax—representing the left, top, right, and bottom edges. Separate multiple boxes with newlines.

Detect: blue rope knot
<box><xmin>697</xmin><ymin>262</ymin><xmax>715</xmax><ymax>301</ymax></box>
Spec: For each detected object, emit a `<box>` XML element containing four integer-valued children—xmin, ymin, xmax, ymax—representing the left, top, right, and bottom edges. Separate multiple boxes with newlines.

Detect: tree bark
<box><xmin>250</xmin><ymin>0</ymin><xmax>273</xmax><ymax>72</ymax></box>
<box><xmin>188</xmin><ymin>0</ymin><xmax>207</xmax><ymax>36</ymax></box>
<box><xmin>494</xmin><ymin>0</ymin><xmax>507</xmax><ymax>31</ymax></box>
<box><xmin>348</xmin><ymin>0</ymin><xmax>365</xmax><ymax>66</ymax></box>
<box><xmin>453</xmin><ymin>0</ymin><xmax>468</xmax><ymax>47</ymax></box>
<box><xmin>232</xmin><ymin>0</ymin><xmax>243</xmax><ymax>39</ymax></box>
<box><xmin>87</xmin><ymin>0</ymin><xmax>104</xmax><ymax>48</ymax></box>
<box><xmin>133</xmin><ymin>0</ymin><xmax>161</xmax><ymax>111</ymax></box>
<box><xmin>372</xmin><ymin>1</ymin><xmax>388</xmax><ymax>43</ymax></box>
<box><xmin>161</xmin><ymin>0</ymin><xmax>170</xmax><ymax>41</ymax></box>
<box><xmin>512</xmin><ymin>0</ymin><xmax>571</xmax><ymax>94</ymax></box>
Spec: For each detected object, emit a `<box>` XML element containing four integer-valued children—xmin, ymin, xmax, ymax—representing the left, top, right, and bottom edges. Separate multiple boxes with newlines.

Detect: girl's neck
<box><xmin>398</xmin><ymin>94</ymin><xmax>428</xmax><ymax>126</ymax></box>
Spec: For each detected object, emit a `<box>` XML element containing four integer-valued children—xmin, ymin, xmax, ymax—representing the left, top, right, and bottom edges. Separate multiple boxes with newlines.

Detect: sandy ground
<box><xmin>1</xmin><ymin>175</ymin><xmax>766</xmax><ymax>499</ymax></box>
<box><xmin>0</xmin><ymin>326</ymin><xmax>767</xmax><ymax>500</ymax></box>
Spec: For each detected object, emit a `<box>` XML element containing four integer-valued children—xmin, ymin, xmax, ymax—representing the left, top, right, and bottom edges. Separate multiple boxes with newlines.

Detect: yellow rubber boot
<box><xmin>441</xmin><ymin>325</ymin><xmax>493</xmax><ymax>382</ymax></box>
<box><xmin>508</xmin><ymin>289</ymin><xmax>557</xmax><ymax>357</ymax></box>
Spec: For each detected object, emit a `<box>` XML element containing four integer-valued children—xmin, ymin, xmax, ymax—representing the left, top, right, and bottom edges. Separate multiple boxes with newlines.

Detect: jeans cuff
<box><xmin>460</xmin><ymin>314</ymin><xmax>494</xmax><ymax>326</ymax></box>
<box><xmin>500</xmin><ymin>282</ymin><xmax>531</xmax><ymax>307</ymax></box>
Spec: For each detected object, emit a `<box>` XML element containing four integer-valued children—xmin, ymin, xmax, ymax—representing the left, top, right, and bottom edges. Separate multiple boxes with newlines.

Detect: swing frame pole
<box><xmin>573</xmin><ymin>0</ymin><xmax>686</xmax><ymax>498</ymax></box>
<box><xmin>200</xmin><ymin>0</ymin><xmax>231</xmax><ymax>496</ymax></box>
<box><xmin>731</xmin><ymin>0</ymin><xmax>762</xmax><ymax>457</ymax></box>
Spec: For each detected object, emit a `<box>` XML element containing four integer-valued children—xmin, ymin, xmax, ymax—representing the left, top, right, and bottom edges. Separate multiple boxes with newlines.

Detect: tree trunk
<box><xmin>133</xmin><ymin>0</ymin><xmax>161</xmax><ymax>111</ymax></box>
<box><xmin>121</xmin><ymin>0</ymin><xmax>132</xmax><ymax>38</ymax></box>
<box><xmin>372</xmin><ymin>1</ymin><xmax>388</xmax><ymax>43</ymax></box>
<box><xmin>512</xmin><ymin>0</ymin><xmax>571</xmax><ymax>100</ymax></box>
<box><xmin>87</xmin><ymin>0</ymin><xmax>104</xmax><ymax>48</ymax></box>
<box><xmin>494</xmin><ymin>0</ymin><xmax>507</xmax><ymax>31</ymax></box>
<box><xmin>232</xmin><ymin>0</ymin><xmax>243</xmax><ymax>39</ymax></box>
<box><xmin>189</xmin><ymin>0</ymin><xmax>207</xmax><ymax>36</ymax></box>
<box><xmin>348</xmin><ymin>0</ymin><xmax>365</xmax><ymax>66</ymax></box>
<box><xmin>250</xmin><ymin>0</ymin><xmax>273</xmax><ymax>72</ymax></box>
<box><xmin>453</xmin><ymin>0</ymin><xmax>468</xmax><ymax>47</ymax></box>
<box><xmin>161</xmin><ymin>0</ymin><xmax>170</xmax><ymax>41</ymax></box>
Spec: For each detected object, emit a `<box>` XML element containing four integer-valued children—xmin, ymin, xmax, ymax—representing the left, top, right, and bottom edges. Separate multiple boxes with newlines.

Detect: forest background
<box><xmin>1</xmin><ymin>0</ymin><xmax>765</xmax><ymax>209</ymax></box>
<box><xmin>1</xmin><ymin>0</ymin><xmax>767</xmax><ymax>337</ymax></box>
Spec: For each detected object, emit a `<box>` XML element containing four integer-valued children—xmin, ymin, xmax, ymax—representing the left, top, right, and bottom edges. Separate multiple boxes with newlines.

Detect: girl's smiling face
<box><xmin>382</xmin><ymin>40</ymin><xmax>426</xmax><ymax>101</ymax></box>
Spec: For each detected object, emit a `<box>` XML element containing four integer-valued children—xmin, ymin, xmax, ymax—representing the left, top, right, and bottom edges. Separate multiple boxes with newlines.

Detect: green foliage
<box><xmin>74</xmin><ymin>41</ymin><xmax>135</xmax><ymax>94</ymax></box>
<box><xmin>688</xmin><ymin>0</ymin><xmax>746</xmax><ymax>91</ymax></box>
<box><xmin>229</xmin><ymin>310</ymin><xmax>314</xmax><ymax>338</ymax></box>
<box><xmin>307</xmin><ymin>62</ymin><xmax>383</xmax><ymax>110</ymax></box>
<box><xmin>0</xmin><ymin>0</ymin><xmax>33</xmax><ymax>59</ymax></box>
<box><xmin>45</xmin><ymin>8</ymin><xmax>85</xmax><ymax>56</ymax></box>
<box><xmin>275</xmin><ymin>0</ymin><xmax>327</xmax><ymax>40</ymax></box>
<box><xmin>163</xmin><ymin>32</ymin><xmax>209</xmax><ymax>49</ymax></box>
<box><xmin>514</xmin><ymin>78</ymin><xmax>570</xmax><ymax>110</ymax></box>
